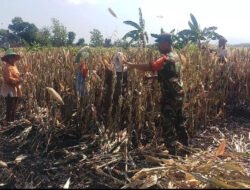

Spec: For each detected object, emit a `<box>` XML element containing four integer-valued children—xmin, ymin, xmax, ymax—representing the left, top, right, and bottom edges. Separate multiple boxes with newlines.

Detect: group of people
<box><xmin>1</xmin><ymin>33</ymin><xmax>228</xmax><ymax>150</ymax></box>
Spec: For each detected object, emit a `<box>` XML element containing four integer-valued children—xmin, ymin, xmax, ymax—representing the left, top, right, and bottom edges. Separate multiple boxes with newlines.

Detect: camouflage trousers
<box><xmin>160</xmin><ymin>97</ymin><xmax>189</xmax><ymax>146</ymax></box>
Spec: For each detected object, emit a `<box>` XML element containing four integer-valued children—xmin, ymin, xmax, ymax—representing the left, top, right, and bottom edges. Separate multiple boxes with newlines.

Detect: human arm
<box><xmin>3</xmin><ymin>66</ymin><xmax>21</xmax><ymax>86</ymax></box>
<box><xmin>123</xmin><ymin>55</ymin><xmax>167</xmax><ymax>72</ymax></box>
<box><xmin>124</xmin><ymin>61</ymin><xmax>154</xmax><ymax>72</ymax></box>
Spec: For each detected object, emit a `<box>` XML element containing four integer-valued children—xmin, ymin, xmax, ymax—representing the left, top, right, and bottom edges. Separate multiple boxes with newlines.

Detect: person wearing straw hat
<box><xmin>124</xmin><ymin>33</ymin><xmax>189</xmax><ymax>151</ymax></box>
<box><xmin>1</xmin><ymin>50</ymin><xmax>24</xmax><ymax>123</ymax></box>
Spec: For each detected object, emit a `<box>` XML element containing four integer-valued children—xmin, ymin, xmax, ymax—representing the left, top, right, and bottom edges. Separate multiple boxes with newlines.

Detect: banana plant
<box><xmin>151</xmin><ymin>28</ymin><xmax>189</xmax><ymax>50</ymax></box>
<box><xmin>122</xmin><ymin>8</ymin><xmax>148</xmax><ymax>48</ymax></box>
<box><xmin>178</xmin><ymin>13</ymin><xmax>221</xmax><ymax>48</ymax></box>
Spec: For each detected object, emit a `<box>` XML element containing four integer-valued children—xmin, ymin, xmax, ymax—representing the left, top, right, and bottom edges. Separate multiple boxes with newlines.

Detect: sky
<box><xmin>0</xmin><ymin>0</ymin><xmax>250</xmax><ymax>45</ymax></box>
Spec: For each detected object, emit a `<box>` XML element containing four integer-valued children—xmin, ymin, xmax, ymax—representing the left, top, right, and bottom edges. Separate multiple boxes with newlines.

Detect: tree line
<box><xmin>0</xmin><ymin>11</ymin><xmax>223</xmax><ymax>49</ymax></box>
<box><xmin>0</xmin><ymin>17</ymin><xmax>124</xmax><ymax>48</ymax></box>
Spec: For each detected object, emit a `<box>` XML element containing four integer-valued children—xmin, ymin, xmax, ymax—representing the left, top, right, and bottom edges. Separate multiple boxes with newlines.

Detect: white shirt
<box><xmin>217</xmin><ymin>47</ymin><xmax>227</xmax><ymax>58</ymax></box>
<box><xmin>113</xmin><ymin>52</ymin><xmax>127</xmax><ymax>72</ymax></box>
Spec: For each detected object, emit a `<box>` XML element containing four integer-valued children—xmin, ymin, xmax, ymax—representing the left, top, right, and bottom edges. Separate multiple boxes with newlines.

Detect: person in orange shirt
<box><xmin>1</xmin><ymin>50</ymin><xmax>24</xmax><ymax>122</ymax></box>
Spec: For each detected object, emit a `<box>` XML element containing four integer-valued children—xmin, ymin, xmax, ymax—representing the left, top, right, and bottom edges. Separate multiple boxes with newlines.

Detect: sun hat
<box><xmin>219</xmin><ymin>37</ymin><xmax>227</xmax><ymax>43</ymax></box>
<box><xmin>1</xmin><ymin>50</ymin><xmax>21</xmax><ymax>62</ymax></box>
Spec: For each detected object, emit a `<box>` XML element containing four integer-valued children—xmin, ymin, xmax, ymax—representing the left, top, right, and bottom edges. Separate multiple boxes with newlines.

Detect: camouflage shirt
<box><xmin>151</xmin><ymin>52</ymin><xmax>183</xmax><ymax>103</ymax></box>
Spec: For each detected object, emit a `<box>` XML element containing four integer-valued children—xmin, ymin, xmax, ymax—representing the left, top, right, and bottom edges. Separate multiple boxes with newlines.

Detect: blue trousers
<box><xmin>76</xmin><ymin>70</ymin><xmax>85</xmax><ymax>97</ymax></box>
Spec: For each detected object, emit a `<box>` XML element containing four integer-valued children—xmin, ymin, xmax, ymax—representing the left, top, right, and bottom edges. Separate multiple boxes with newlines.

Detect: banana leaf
<box><xmin>123</xmin><ymin>21</ymin><xmax>141</xmax><ymax>30</ymax></box>
<box><xmin>190</xmin><ymin>13</ymin><xmax>199</xmax><ymax>29</ymax></box>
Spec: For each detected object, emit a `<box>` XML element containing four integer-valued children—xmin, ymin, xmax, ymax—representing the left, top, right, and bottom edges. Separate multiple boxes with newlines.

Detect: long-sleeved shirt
<box><xmin>217</xmin><ymin>47</ymin><xmax>227</xmax><ymax>58</ymax></box>
<box><xmin>113</xmin><ymin>52</ymin><xmax>127</xmax><ymax>72</ymax></box>
<box><xmin>0</xmin><ymin>63</ymin><xmax>22</xmax><ymax>97</ymax></box>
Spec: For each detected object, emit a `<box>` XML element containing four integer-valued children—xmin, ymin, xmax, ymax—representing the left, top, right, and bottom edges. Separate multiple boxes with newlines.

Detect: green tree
<box><xmin>51</xmin><ymin>18</ymin><xmax>67</xmax><ymax>47</ymax></box>
<box><xmin>8</xmin><ymin>17</ymin><xmax>38</xmax><ymax>44</ymax></box>
<box><xmin>104</xmin><ymin>38</ymin><xmax>112</xmax><ymax>47</ymax></box>
<box><xmin>113</xmin><ymin>39</ymin><xmax>130</xmax><ymax>50</ymax></box>
<box><xmin>122</xmin><ymin>8</ymin><xmax>148</xmax><ymax>48</ymax></box>
<box><xmin>178</xmin><ymin>13</ymin><xmax>221</xmax><ymax>48</ymax></box>
<box><xmin>76</xmin><ymin>38</ymin><xmax>85</xmax><ymax>46</ymax></box>
<box><xmin>90</xmin><ymin>29</ymin><xmax>103</xmax><ymax>47</ymax></box>
<box><xmin>35</xmin><ymin>27</ymin><xmax>52</xmax><ymax>46</ymax></box>
<box><xmin>67</xmin><ymin>31</ymin><xmax>76</xmax><ymax>45</ymax></box>
<box><xmin>0</xmin><ymin>29</ymin><xmax>10</xmax><ymax>44</ymax></box>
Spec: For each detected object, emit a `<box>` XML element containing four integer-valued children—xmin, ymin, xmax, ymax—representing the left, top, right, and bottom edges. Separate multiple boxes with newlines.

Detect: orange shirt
<box><xmin>1</xmin><ymin>63</ymin><xmax>22</xmax><ymax>97</ymax></box>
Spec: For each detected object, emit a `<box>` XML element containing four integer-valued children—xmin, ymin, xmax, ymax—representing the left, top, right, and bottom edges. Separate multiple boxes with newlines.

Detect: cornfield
<box><xmin>0</xmin><ymin>46</ymin><xmax>250</xmax><ymax>188</ymax></box>
<box><xmin>0</xmin><ymin>47</ymin><xmax>250</xmax><ymax>141</ymax></box>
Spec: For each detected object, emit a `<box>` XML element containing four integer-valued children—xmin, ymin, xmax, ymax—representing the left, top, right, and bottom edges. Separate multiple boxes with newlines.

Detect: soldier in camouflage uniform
<box><xmin>125</xmin><ymin>33</ymin><xmax>189</xmax><ymax>147</ymax></box>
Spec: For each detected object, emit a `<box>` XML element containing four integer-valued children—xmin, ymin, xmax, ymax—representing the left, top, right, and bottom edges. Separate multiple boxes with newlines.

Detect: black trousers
<box><xmin>5</xmin><ymin>97</ymin><xmax>19</xmax><ymax>122</ymax></box>
<box><xmin>113</xmin><ymin>71</ymin><xmax>128</xmax><ymax>105</ymax></box>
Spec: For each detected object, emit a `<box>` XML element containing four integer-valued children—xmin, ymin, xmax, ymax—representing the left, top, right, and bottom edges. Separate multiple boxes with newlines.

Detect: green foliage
<box><xmin>23</xmin><ymin>40</ymin><xmax>42</xmax><ymax>52</ymax></box>
<box><xmin>151</xmin><ymin>28</ymin><xmax>188</xmax><ymax>50</ymax></box>
<box><xmin>178</xmin><ymin>13</ymin><xmax>221</xmax><ymax>48</ymax></box>
<box><xmin>113</xmin><ymin>39</ymin><xmax>130</xmax><ymax>50</ymax></box>
<box><xmin>0</xmin><ymin>29</ymin><xmax>11</xmax><ymax>46</ymax></box>
<box><xmin>104</xmin><ymin>38</ymin><xmax>112</xmax><ymax>47</ymax></box>
<box><xmin>170</xmin><ymin>29</ymin><xmax>189</xmax><ymax>50</ymax></box>
<box><xmin>123</xmin><ymin>8</ymin><xmax>148</xmax><ymax>48</ymax></box>
<box><xmin>76</xmin><ymin>38</ymin><xmax>85</xmax><ymax>46</ymax></box>
<box><xmin>8</xmin><ymin>17</ymin><xmax>38</xmax><ymax>45</ymax></box>
<box><xmin>35</xmin><ymin>27</ymin><xmax>52</xmax><ymax>46</ymax></box>
<box><xmin>90</xmin><ymin>29</ymin><xmax>104</xmax><ymax>47</ymax></box>
<box><xmin>67</xmin><ymin>31</ymin><xmax>76</xmax><ymax>45</ymax></box>
<box><xmin>51</xmin><ymin>18</ymin><xmax>68</xmax><ymax>47</ymax></box>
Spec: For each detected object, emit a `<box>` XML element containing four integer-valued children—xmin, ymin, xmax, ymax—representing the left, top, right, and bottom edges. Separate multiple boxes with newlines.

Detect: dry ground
<box><xmin>0</xmin><ymin>104</ymin><xmax>249</xmax><ymax>189</ymax></box>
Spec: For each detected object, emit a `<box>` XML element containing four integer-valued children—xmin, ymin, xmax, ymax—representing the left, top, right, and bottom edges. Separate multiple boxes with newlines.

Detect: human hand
<box><xmin>74</xmin><ymin>63</ymin><xmax>81</xmax><ymax>70</ymax></box>
<box><xmin>123</xmin><ymin>61</ymin><xmax>133</xmax><ymax>69</ymax></box>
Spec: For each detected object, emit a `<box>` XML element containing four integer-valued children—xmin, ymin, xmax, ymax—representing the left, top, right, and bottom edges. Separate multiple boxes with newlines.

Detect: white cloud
<box><xmin>66</xmin><ymin>0</ymin><xmax>116</xmax><ymax>4</ymax></box>
<box><xmin>66</xmin><ymin>0</ymin><xmax>97</xmax><ymax>5</ymax></box>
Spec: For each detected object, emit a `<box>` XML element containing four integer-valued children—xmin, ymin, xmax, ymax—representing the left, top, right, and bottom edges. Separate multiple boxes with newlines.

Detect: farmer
<box><xmin>217</xmin><ymin>37</ymin><xmax>227</xmax><ymax>63</ymax></box>
<box><xmin>113</xmin><ymin>51</ymin><xmax>128</xmax><ymax>106</ymax></box>
<box><xmin>1</xmin><ymin>50</ymin><xmax>25</xmax><ymax>123</ymax></box>
<box><xmin>124</xmin><ymin>33</ymin><xmax>189</xmax><ymax>148</ymax></box>
<box><xmin>74</xmin><ymin>46</ymin><xmax>89</xmax><ymax>98</ymax></box>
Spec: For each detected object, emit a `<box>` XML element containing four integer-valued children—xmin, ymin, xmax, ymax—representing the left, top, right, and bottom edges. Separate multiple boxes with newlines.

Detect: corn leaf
<box><xmin>216</xmin><ymin>139</ymin><xmax>226</xmax><ymax>157</ymax></box>
<box><xmin>139</xmin><ymin>175</ymin><xmax>158</xmax><ymax>189</ymax></box>
<box><xmin>0</xmin><ymin>160</ymin><xmax>7</xmax><ymax>168</ymax></box>
<box><xmin>63</xmin><ymin>177</ymin><xmax>70</xmax><ymax>189</ymax></box>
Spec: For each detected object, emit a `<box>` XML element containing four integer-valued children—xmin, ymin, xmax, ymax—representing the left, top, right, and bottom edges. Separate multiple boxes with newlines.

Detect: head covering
<box><xmin>113</xmin><ymin>52</ymin><xmax>127</xmax><ymax>72</ymax></box>
<box><xmin>75</xmin><ymin>46</ymin><xmax>90</xmax><ymax>63</ymax></box>
<box><xmin>151</xmin><ymin>33</ymin><xmax>172</xmax><ymax>44</ymax></box>
<box><xmin>115</xmin><ymin>52</ymin><xmax>123</xmax><ymax>61</ymax></box>
<box><xmin>1</xmin><ymin>50</ymin><xmax>21</xmax><ymax>62</ymax></box>
<box><xmin>219</xmin><ymin>37</ymin><xmax>227</xmax><ymax>44</ymax></box>
<box><xmin>79</xmin><ymin>46</ymin><xmax>90</xmax><ymax>54</ymax></box>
